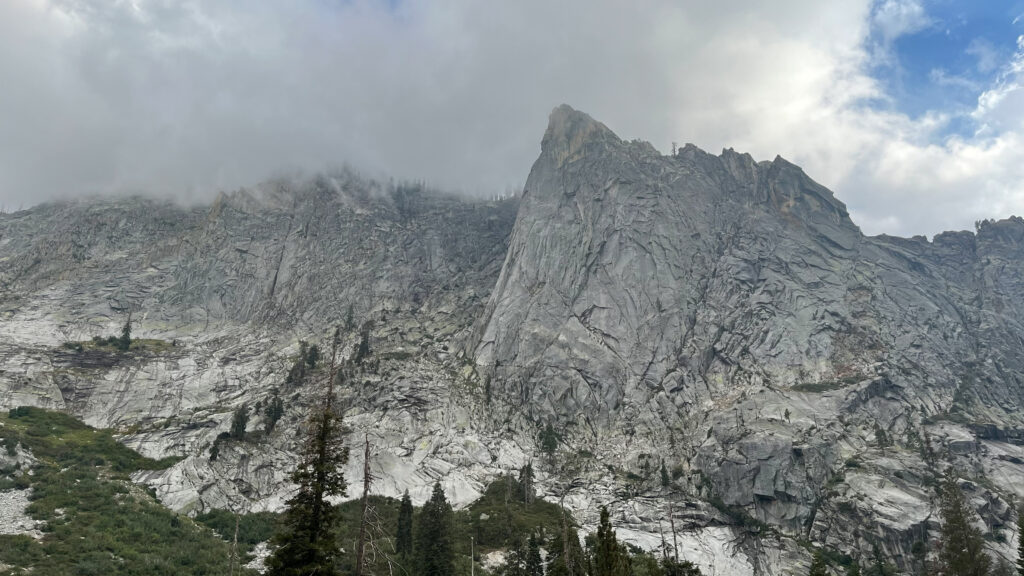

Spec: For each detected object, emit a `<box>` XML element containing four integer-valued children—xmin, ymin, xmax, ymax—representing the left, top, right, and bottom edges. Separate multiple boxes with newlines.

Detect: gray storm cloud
<box><xmin>2</xmin><ymin>0</ymin><xmax>1024</xmax><ymax>237</ymax></box>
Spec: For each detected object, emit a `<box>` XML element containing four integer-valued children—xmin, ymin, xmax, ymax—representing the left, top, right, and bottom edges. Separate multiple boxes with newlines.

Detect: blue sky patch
<box><xmin>868</xmin><ymin>0</ymin><xmax>1024</xmax><ymax>134</ymax></box>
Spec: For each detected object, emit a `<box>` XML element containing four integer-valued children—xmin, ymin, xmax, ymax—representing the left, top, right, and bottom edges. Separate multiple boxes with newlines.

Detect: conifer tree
<box><xmin>846</xmin><ymin>561</ymin><xmax>862</xmax><ymax>576</ymax></box>
<box><xmin>264</xmin><ymin>395</ymin><xmax>284</xmax><ymax>433</ymax></box>
<box><xmin>549</xmin><ymin>525</ymin><xmax>586</xmax><ymax>576</ymax></box>
<box><xmin>305</xmin><ymin>344</ymin><xmax>320</xmax><ymax>368</ymax></box>
<box><xmin>118</xmin><ymin>312</ymin><xmax>132</xmax><ymax>351</ymax></box>
<box><xmin>519</xmin><ymin>463</ymin><xmax>535</xmax><ymax>505</ymax></box>
<box><xmin>286</xmin><ymin>341</ymin><xmax>310</xmax><ymax>385</ymax></box>
<box><xmin>416</xmin><ymin>482</ymin><xmax>454</xmax><ymax>576</ymax></box>
<box><xmin>632</xmin><ymin>552</ymin><xmax>662</xmax><ymax>576</ymax></box>
<box><xmin>355</xmin><ymin>322</ymin><xmax>372</xmax><ymax>364</ymax></box>
<box><xmin>504</xmin><ymin>538</ymin><xmax>528</xmax><ymax>576</ymax></box>
<box><xmin>540</xmin><ymin>423</ymin><xmax>559</xmax><ymax>457</ymax></box>
<box><xmin>1017</xmin><ymin>506</ymin><xmax>1024</xmax><ymax>576</ymax></box>
<box><xmin>526</xmin><ymin>533</ymin><xmax>544</xmax><ymax>576</ymax></box>
<box><xmin>911</xmin><ymin>539</ymin><xmax>928</xmax><ymax>576</ymax></box>
<box><xmin>396</xmin><ymin>490</ymin><xmax>414</xmax><ymax>559</ymax></box>
<box><xmin>808</xmin><ymin>551</ymin><xmax>828</xmax><ymax>576</ymax></box>
<box><xmin>230</xmin><ymin>404</ymin><xmax>249</xmax><ymax>440</ymax></box>
<box><xmin>267</xmin><ymin>329</ymin><xmax>349</xmax><ymax>576</ymax></box>
<box><xmin>937</xmin><ymin>471</ymin><xmax>990</xmax><ymax>576</ymax></box>
<box><xmin>866</xmin><ymin>542</ymin><xmax>896</xmax><ymax>576</ymax></box>
<box><xmin>662</xmin><ymin>557</ymin><xmax>703</xmax><ymax>576</ymax></box>
<box><xmin>594</xmin><ymin>506</ymin><xmax>629</xmax><ymax>576</ymax></box>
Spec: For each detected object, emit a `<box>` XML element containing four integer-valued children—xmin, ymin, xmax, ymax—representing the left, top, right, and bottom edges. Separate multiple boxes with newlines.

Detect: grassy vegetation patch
<box><xmin>464</xmin><ymin>476</ymin><xmax>568</xmax><ymax>551</ymax></box>
<box><xmin>194</xmin><ymin>509</ymin><xmax>279</xmax><ymax>557</ymax></box>
<box><xmin>62</xmin><ymin>337</ymin><xmax>178</xmax><ymax>354</ymax></box>
<box><xmin>0</xmin><ymin>406</ymin><xmax>251</xmax><ymax>576</ymax></box>
<box><xmin>0</xmin><ymin>408</ymin><xmax>575</xmax><ymax>576</ymax></box>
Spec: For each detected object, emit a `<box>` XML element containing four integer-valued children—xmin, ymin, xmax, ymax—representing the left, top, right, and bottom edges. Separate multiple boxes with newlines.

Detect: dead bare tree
<box><xmin>228</xmin><ymin>512</ymin><xmax>240</xmax><ymax>576</ymax></box>
<box><xmin>668</xmin><ymin>497</ymin><xmax>679</xmax><ymax>563</ymax></box>
<box><xmin>355</xmin><ymin>434</ymin><xmax>372</xmax><ymax>576</ymax></box>
<box><xmin>362</xmin><ymin>498</ymin><xmax>410</xmax><ymax>576</ymax></box>
<box><xmin>559</xmin><ymin>477</ymin><xmax>585</xmax><ymax>576</ymax></box>
<box><xmin>660</xmin><ymin>522</ymin><xmax>669</xmax><ymax>561</ymax></box>
<box><xmin>350</xmin><ymin>430</ymin><xmax>416</xmax><ymax>576</ymax></box>
<box><xmin>560</xmin><ymin>493</ymin><xmax>574</xmax><ymax>575</ymax></box>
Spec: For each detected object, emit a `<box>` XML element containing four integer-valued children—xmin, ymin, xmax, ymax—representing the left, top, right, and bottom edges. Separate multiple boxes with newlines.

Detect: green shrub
<box><xmin>0</xmin><ymin>407</ymin><xmax>239</xmax><ymax>575</ymax></box>
<box><xmin>466</xmin><ymin>476</ymin><xmax>567</xmax><ymax>549</ymax></box>
<box><xmin>195</xmin><ymin>510</ymin><xmax>279</xmax><ymax>555</ymax></box>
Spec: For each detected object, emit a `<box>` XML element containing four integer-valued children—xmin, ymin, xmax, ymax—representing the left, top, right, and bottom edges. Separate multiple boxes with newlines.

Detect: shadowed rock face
<box><xmin>3</xmin><ymin>107</ymin><xmax>1024</xmax><ymax>574</ymax></box>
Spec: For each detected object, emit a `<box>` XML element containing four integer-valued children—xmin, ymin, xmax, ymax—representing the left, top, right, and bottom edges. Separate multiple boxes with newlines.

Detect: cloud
<box><xmin>974</xmin><ymin>36</ymin><xmax>1024</xmax><ymax>129</ymax></box>
<box><xmin>0</xmin><ymin>0</ymin><xmax>1023</xmax><ymax>238</ymax></box>
<box><xmin>929</xmin><ymin>68</ymin><xmax>980</xmax><ymax>91</ymax></box>
<box><xmin>872</xmin><ymin>0</ymin><xmax>932</xmax><ymax>44</ymax></box>
<box><xmin>967</xmin><ymin>37</ymin><xmax>1001</xmax><ymax>73</ymax></box>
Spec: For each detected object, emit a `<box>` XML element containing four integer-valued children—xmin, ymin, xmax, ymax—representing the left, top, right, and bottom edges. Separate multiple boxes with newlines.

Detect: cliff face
<box><xmin>476</xmin><ymin>105</ymin><xmax>1024</xmax><ymax>426</ymax></box>
<box><xmin>0</xmin><ymin>174</ymin><xmax>522</xmax><ymax>517</ymax></box>
<box><xmin>3</xmin><ymin>108</ymin><xmax>1024</xmax><ymax>574</ymax></box>
<box><xmin>474</xmin><ymin>106</ymin><xmax>1024</xmax><ymax>570</ymax></box>
<box><xmin>0</xmin><ymin>174</ymin><xmax>514</xmax><ymax>336</ymax></box>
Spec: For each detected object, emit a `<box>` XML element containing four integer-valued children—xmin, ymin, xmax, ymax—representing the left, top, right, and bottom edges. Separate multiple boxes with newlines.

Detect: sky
<box><xmin>1</xmin><ymin>0</ymin><xmax>1023</xmax><ymax>237</ymax></box>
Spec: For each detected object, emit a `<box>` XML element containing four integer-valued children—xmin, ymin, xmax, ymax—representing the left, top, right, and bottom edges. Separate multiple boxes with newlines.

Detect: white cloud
<box><xmin>872</xmin><ymin>0</ymin><xmax>932</xmax><ymax>43</ymax></box>
<box><xmin>929</xmin><ymin>68</ymin><xmax>979</xmax><ymax>91</ymax></box>
<box><xmin>967</xmin><ymin>37</ymin><xmax>1001</xmax><ymax>73</ymax></box>
<box><xmin>974</xmin><ymin>36</ymin><xmax>1024</xmax><ymax>128</ymax></box>
<box><xmin>0</xmin><ymin>0</ymin><xmax>1023</xmax><ymax>237</ymax></box>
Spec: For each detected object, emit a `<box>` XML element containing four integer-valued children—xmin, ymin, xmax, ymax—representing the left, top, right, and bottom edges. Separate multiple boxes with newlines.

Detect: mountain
<box><xmin>0</xmin><ymin>174</ymin><xmax>519</xmax><ymax>512</ymax></box>
<box><xmin>3</xmin><ymin>107</ymin><xmax>1024</xmax><ymax>574</ymax></box>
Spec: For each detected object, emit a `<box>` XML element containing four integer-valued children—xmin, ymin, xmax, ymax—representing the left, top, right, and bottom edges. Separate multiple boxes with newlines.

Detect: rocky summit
<box><xmin>3</xmin><ymin>105</ymin><xmax>1024</xmax><ymax>574</ymax></box>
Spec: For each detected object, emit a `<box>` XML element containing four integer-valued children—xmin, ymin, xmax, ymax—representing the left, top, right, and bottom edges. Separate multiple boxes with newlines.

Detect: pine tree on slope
<box><xmin>267</xmin><ymin>330</ymin><xmax>349</xmax><ymax>576</ymax></box>
<box><xmin>938</xmin><ymin>471</ymin><xmax>990</xmax><ymax>576</ymax></box>
<box><xmin>526</xmin><ymin>532</ymin><xmax>544</xmax><ymax>576</ymax></box>
<box><xmin>396</xmin><ymin>489</ymin><xmax>414</xmax><ymax>559</ymax></box>
<box><xmin>1017</xmin><ymin>505</ymin><xmax>1024</xmax><ymax>576</ymax></box>
<box><xmin>594</xmin><ymin>506</ymin><xmax>629</xmax><ymax>576</ymax></box>
<box><xmin>809</xmin><ymin>551</ymin><xmax>828</xmax><ymax>576</ymax></box>
<box><xmin>416</xmin><ymin>482</ymin><xmax>454</xmax><ymax>576</ymax></box>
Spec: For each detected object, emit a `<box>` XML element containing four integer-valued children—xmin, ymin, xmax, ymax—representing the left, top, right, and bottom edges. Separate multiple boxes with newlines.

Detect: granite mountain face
<box><xmin>3</xmin><ymin>106</ymin><xmax>1024</xmax><ymax>574</ymax></box>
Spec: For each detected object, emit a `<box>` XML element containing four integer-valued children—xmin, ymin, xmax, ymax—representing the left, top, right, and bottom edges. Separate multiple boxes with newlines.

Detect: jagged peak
<box><xmin>540</xmin><ymin>105</ymin><xmax>620</xmax><ymax>165</ymax></box>
<box><xmin>720</xmin><ymin>147</ymin><xmax>756</xmax><ymax>164</ymax></box>
<box><xmin>545</xmin><ymin>105</ymin><xmax>614</xmax><ymax>137</ymax></box>
<box><xmin>871</xmin><ymin>216</ymin><xmax>1024</xmax><ymax>248</ymax></box>
<box><xmin>974</xmin><ymin>215</ymin><xmax>1024</xmax><ymax>245</ymax></box>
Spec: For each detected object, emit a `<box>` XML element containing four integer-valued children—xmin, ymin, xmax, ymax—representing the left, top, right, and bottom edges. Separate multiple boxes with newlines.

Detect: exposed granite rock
<box><xmin>0</xmin><ymin>489</ymin><xmax>43</xmax><ymax>539</ymax></box>
<box><xmin>473</xmin><ymin>105</ymin><xmax>1024</xmax><ymax>571</ymax></box>
<box><xmin>0</xmin><ymin>442</ymin><xmax>42</xmax><ymax>539</ymax></box>
<box><xmin>2</xmin><ymin>108</ymin><xmax>1024</xmax><ymax>574</ymax></box>
<box><xmin>0</xmin><ymin>174</ymin><xmax>521</xmax><ymax>517</ymax></box>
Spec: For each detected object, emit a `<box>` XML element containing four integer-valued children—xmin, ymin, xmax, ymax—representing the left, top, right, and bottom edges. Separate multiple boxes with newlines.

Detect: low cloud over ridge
<box><xmin>2</xmin><ymin>0</ymin><xmax>1024</xmax><ymax>237</ymax></box>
